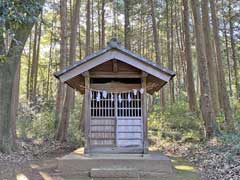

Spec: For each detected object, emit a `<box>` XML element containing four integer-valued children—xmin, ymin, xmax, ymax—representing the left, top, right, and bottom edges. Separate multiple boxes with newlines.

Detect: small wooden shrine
<box><xmin>54</xmin><ymin>38</ymin><xmax>175</xmax><ymax>154</ymax></box>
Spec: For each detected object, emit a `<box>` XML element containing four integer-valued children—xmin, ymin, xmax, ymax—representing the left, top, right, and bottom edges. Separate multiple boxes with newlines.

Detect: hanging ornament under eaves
<box><xmin>133</xmin><ymin>89</ymin><xmax>137</xmax><ymax>96</ymax></box>
<box><xmin>118</xmin><ymin>94</ymin><xmax>122</xmax><ymax>103</ymax></box>
<box><xmin>90</xmin><ymin>90</ymin><xmax>93</xmax><ymax>100</ymax></box>
<box><xmin>96</xmin><ymin>91</ymin><xmax>101</xmax><ymax>102</ymax></box>
<box><xmin>102</xmin><ymin>90</ymin><xmax>107</xmax><ymax>98</ymax></box>
<box><xmin>140</xmin><ymin>88</ymin><xmax>144</xmax><ymax>94</ymax></box>
<box><xmin>111</xmin><ymin>93</ymin><xmax>114</xmax><ymax>102</ymax></box>
<box><xmin>128</xmin><ymin>92</ymin><xmax>131</xmax><ymax>102</ymax></box>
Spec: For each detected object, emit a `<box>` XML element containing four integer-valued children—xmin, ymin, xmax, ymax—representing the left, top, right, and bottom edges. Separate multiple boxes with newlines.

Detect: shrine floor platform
<box><xmin>57</xmin><ymin>148</ymin><xmax>174</xmax><ymax>178</ymax></box>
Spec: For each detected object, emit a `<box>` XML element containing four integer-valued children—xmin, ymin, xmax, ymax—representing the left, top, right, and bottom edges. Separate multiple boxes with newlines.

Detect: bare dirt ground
<box><xmin>0</xmin><ymin>151</ymin><xmax>199</xmax><ymax>180</ymax></box>
<box><xmin>0</xmin><ymin>139</ymin><xmax>200</xmax><ymax>180</ymax></box>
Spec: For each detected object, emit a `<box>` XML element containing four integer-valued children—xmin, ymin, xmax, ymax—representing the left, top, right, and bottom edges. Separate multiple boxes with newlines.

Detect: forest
<box><xmin>0</xmin><ymin>0</ymin><xmax>240</xmax><ymax>179</ymax></box>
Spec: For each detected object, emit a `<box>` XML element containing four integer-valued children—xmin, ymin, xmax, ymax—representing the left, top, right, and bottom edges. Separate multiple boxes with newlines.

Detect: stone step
<box><xmin>57</xmin><ymin>150</ymin><xmax>174</xmax><ymax>177</ymax></box>
<box><xmin>90</xmin><ymin>167</ymin><xmax>139</xmax><ymax>178</ymax></box>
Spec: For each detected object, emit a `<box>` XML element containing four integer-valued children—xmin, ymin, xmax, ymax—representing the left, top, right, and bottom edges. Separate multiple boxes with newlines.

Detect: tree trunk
<box><xmin>91</xmin><ymin>0</ymin><xmax>94</xmax><ymax>52</ymax></box>
<box><xmin>86</xmin><ymin>0</ymin><xmax>91</xmax><ymax>55</ymax></box>
<box><xmin>228</xmin><ymin>2</ymin><xmax>240</xmax><ymax>99</ymax></box>
<box><xmin>201</xmin><ymin>0</ymin><xmax>219</xmax><ymax>113</ymax></box>
<box><xmin>191</xmin><ymin>0</ymin><xmax>218</xmax><ymax>138</ymax></box>
<box><xmin>149</xmin><ymin>0</ymin><xmax>161</xmax><ymax>64</ymax></box>
<box><xmin>101</xmin><ymin>0</ymin><xmax>105</xmax><ymax>48</ymax></box>
<box><xmin>124</xmin><ymin>0</ymin><xmax>131</xmax><ymax>50</ymax></box>
<box><xmin>26</xmin><ymin>34</ymin><xmax>32</xmax><ymax>100</ymax></box>
<box><xmin>55</xmin><ymin>0</ymin><xmax>68</xmax><ymax>130</ymax></box>
<box><xmin>0</xmin><ymin>0</ymin><xmax>44</xmax><ymax>152</ymax></box>
<box><xmin>169</xmin><ymin>0</ymin><xmax>175</xmax><ymax>104</ymax></box>
<box><xmin>210</xmin><ymin>0</ymin><xmax>234</xmax><ymax>131</ymax></box>
<box><xmin>222</xmin><ymin>2</ymin><xmax>232</xmax><ymax>96</ymax></box>
<box><xmin>0</xmin><ymin>26</ymin><xmax>40</xmax><ymax>152</ymax></box>
<box><xmin>56</xmin><ymin>0</ymin><xmax>81</xmax><ymax>142</ymax></box>
<box><xmin>182</xmin><ymin>0</ymin><xmax>197</xmax><ymax>112</ymax></box>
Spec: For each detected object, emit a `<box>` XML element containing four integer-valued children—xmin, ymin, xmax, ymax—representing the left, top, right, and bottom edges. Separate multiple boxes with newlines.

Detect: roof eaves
<box><xmin>54</xmin><ymin>46</ymin><xmax>112</xmax><ymax>78</ymax></box>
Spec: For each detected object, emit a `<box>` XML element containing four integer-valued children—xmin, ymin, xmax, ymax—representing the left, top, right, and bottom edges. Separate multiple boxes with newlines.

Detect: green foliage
<box><xmin>67</xmin><ymin>95</ymin><xmax>84</xmax><ymax>146</ymax></box>
<box><xmin>0</xmin><ymin>0</ymin><xmax>43</xmax><ymax>29</ymax></box>
<box><xmin>17</xmin><ymin>100</ymin><xmax>56</xmax><ymax>139</ymax></box>
<box><xmin>0</xmin><ymin>54</ymin><xmax>7</xmax><ymax>62</ymax></box>
<box><xmin>148</xmin><ymin>100</ymin><xmax>202</xmax><ymax>143</ymax></box>
<box><xmin>16</xmin><ymin>96</ymin><xmax>84</xmax><ymax>146</ymax></box>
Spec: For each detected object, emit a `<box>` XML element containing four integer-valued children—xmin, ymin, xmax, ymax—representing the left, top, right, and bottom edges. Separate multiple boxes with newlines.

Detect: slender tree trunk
<box><xmin>46</xmin><ymin>18</ymin><xmax>54</xmax><ymax>100</ymax></box>
<box><xmin>86</xmin><ymin>0</ymin><xmax>91</xmax><ymax>55</ymax></box>
<box><xmin>55</xmin><ymin>0</ymin><xmax>68</xmax><ymax>131</ymax></box>
<box><xmin>101</xmin><ymin>0</ymin><xmax>105</xmax><ymax>48</ymax></box>
<box><xmin>222</xmin><ymin>5</ymin><xmax>232</xmax><ymax>96</ymax></box>
<box><xmin>191</xmin><ymin>0</ymin><xmax>218</xmax><ymax>138</ymax></box>
<box><xmin>97</xmin><ymin>0</ymin><xmax>101</xmax><ymax>49</ymax></box>
<box><xmin>30</xmin><ymin>24</ymin><xmax>38</xmax><ymax>103</ymax></box>
<box><xmin>228</xmin><ymin>2</ymin><xmax>239</xmax><ymax>99</ymax></box>
<box><xmin>182</xmin><ymin>0</ymin><xmax>197</xmax><ymax>112</ymax></box>
<box><xmin>26</xmin><ymin>34</ymin><xmax>32</xmax><ymax>100</ymax></box>
<box><xmin>201</xmin><ymin>0</ymin><xmax>219</xmax><ymax>113</ymax></box>
<box><xmin>91</xmin><ymin>0</ymin><xmax>94</xmax><ymax>52</ymax></box>
<box><xmin>56</xmin><ymin>0</ymin><xmax>81</xmax><ymax>142</ymax></box>
<box><xmin>124</xmin><ymin>0</ymin><xmax>131</xmax><ymax>50</ymax></box>
<box><xmin>149</xmin><ymin>0</ymin><xmax>161</xmax><ymax>64</ymax></box>
<box><xmin>169</xmin><ymin>0</ymin><xmax>175</xmax><ymax>104</ymax></box>
<box><xmin>210</xmin><ymin>0</ymin><xmax>234</xmax><ymax>131</ymax></box>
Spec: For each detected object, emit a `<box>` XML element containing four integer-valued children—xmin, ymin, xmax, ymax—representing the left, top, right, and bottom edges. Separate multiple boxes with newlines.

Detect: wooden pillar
<box><xmin>142</xmin><ymin>72</ymin><xmax>148</xmax><ymax>153</ymax></box>
<box><xmin>83</xmin><ymin>71</ymin><xmax>90</xmax><ymax>154</ymax></box>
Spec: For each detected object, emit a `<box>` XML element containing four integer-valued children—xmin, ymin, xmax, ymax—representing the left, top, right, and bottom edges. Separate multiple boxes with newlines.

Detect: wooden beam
<box><xmin>83</xmin><ymin>71</ymin><xmax>90</xmax><ymax>154</ymax></box>
<box><xmin>89</xmin><ymin>71</ymin><xmax>142</xmax><ymax>78</ymax></box>
<box><xmin>90</xmin><ymin>83</ymin><xmax>141</xmax><ymax>92</ymax></box>
<box><xmin>142</xmin><ymin>75</ymin><xmax>148</xmax><ymax>154</ymax></box>
<box><xmin>113</xmin><ymin>60</ymin><xmax>118</xmax><ymax>73</ymax></box>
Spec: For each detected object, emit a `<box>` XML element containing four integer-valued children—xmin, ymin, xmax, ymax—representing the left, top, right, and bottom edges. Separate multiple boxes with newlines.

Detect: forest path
<box><xmin>0</xmin><ymin>152</ymin><xmax>199</xmax><ymax>180</ymax></box>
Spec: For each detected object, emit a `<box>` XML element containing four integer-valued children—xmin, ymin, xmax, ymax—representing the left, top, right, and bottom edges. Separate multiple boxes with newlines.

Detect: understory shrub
<box><xmin>148</xmin><ymin>99</ymin><xmax>202</xmax><ymax>143</ymax></box>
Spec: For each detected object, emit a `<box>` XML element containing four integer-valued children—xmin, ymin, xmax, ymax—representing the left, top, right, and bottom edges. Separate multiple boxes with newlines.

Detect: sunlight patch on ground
<box><xmin>39</xmin><ymin>171</ymin><xmax>54</xmax><ymax>180</ymax></box>
<box><xmin>73</xmin><ymin>147</ymin><xmax>84</xmax><ymax>155</ymax></box>
<box><xmin>30</xmin><ymin>163</ymin><xmax>40</xmax><ymax>169</ymax></box>
<box><xmin>175</xmin><ymin>165</ymin><xmax>195</xmax><ymax>172</ymax></box>
<box><xmin>16</xmin><ymin>174</ymin><xmax>29</xmax><ymax>180</ymax></box>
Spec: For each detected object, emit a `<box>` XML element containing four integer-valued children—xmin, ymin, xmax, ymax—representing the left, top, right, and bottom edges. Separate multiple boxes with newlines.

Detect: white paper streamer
<box><xmin>128</xmin><ymin>92</ymin><xmax>131</xmax><ymax>102</ymax></box>
<box><xmin>133</xmin><ymin>89</ymin><xmax>137</xmax><ymax>96</ymax></box>
<box><xmin>90</xmin><ymin>90</ymin><xmax>92</xmax><ymax>99</ymax></box>
<box><xmin>140</xmin><ymin>88</ymin><xmax>144</xmax><ymax>94</ymax></box>
<box><xmin>118</xmin><ymin>94</ymin><xmax>122</xmax><ymax>103</ymax></box>
<box><xmin>96</xmin><ymin>91</ymin><xmax>101</xmax><ymax>102</ymax></box>
<box><xmin>111</xmin><ymin>93</ymin><xmax>114</xmax><ymax>102</ymax></box>
<box><xmin>102</xmin><ymin>90</ymin><xmax>107</xmax><ymax>98</ymax></box>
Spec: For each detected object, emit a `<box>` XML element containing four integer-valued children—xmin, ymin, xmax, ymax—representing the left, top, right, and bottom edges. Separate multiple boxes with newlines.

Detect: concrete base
<box><xmin>57</xmin><ymin>148</ymin><xmax>174</xmax><ymax>178</ymax></box>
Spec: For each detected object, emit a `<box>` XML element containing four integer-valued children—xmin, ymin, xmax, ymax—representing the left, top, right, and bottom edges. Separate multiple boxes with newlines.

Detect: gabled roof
<box><xmin>54</xmin><ymin>38</ymin><xmax>175</xmax><ymax>83</ymax></box>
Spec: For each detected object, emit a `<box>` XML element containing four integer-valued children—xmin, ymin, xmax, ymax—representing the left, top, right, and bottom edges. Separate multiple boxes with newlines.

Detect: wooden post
<box><xmin>142</xmin><ymin>72</ymin><xmax>148</xmax><ymax>153</ymax></box>
<box><xmin>83</xmin><ymin>71</ymin><xmax>90</xmax><ymax>154</ymax></box>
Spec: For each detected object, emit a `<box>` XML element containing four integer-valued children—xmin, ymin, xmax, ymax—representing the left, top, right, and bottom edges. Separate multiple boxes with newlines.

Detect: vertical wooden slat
<box><xmin>114</xmin><ymin>93</ymin><xmax>118</xmax><ymax>146</ymax></box>
<box><xmin>142</xmin><ymin>72</ymin><xmax>148</xmax><ymax>153</ymax></box>
<box><xmin>83</xmin><ymin>71</ymin><xmax>90</xmax><ymax>154</ymax></box>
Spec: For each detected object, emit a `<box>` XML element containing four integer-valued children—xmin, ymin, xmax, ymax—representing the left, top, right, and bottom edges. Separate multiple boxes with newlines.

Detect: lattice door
<box><xmin>90</xmin><ymin>91</ymin><xmax>115</xmax><ymax>146</ymax></box>
<box><xmin>116</xmin><ymin>92</ymin><xmax>143</xmax><ymax>147</ymax></box>
<box><xmin>90</xmin><ymin>91</ymin><xmax>143</xmax><ymax>148</ymax></box>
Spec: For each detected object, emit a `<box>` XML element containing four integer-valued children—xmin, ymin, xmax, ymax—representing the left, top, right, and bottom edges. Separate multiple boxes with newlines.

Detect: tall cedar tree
<box><xmin>182</xmin><ymin>0</ymin><xmax>197</xmax><ymax>112</ymax></box>
<box><xmin>191</xmin><ymin>0</ymin><xmax>218</xmax><ymax>137</ymax></box>
<box><xmin>209</xmin><ymin>0</ymin><xmax>234</xmax><ymax>131</ymax></box>
<box><xmin>201</xmin><ymin>0</ymin><xmax>219</xmax><ymax>113</ymax></box>
<box><xmin>56</xmin><ymin>0</ymin><xmax>81</xmax><ymax>142</ymax></box>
